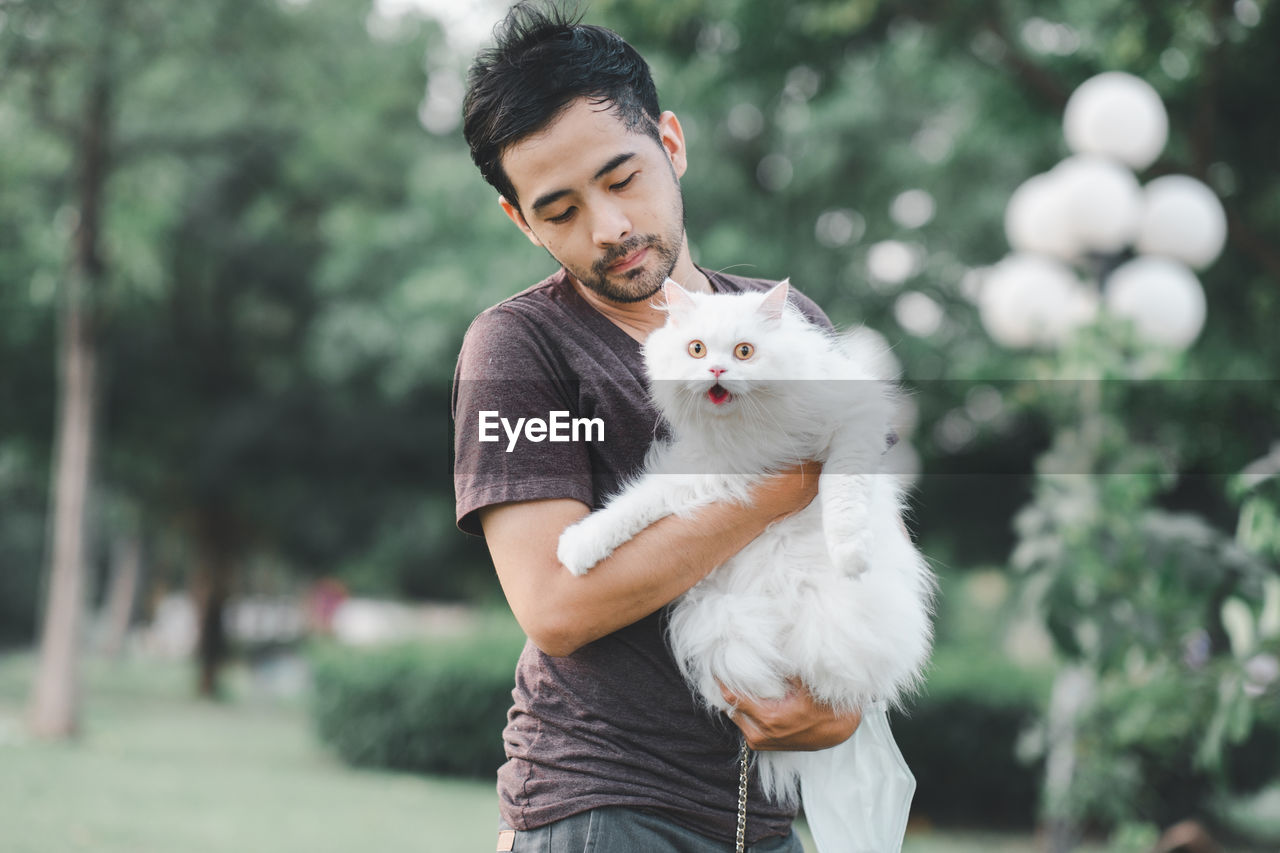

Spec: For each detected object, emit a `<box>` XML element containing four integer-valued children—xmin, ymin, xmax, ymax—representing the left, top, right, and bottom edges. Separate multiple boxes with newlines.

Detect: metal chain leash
<box><xmin>736</xmin><ymin>738</ymin><xmax>750</xmax><ymax>853</ymax></box>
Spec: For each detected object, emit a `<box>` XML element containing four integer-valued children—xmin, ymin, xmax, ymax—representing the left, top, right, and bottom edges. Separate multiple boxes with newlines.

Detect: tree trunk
<box><xmin>28</xmin><ymin>295</ymin><xmax>96</xmax><ymax>739</ymax></box>
<box><xmin>192</xmin><ymin>507</ymin><xmax>238</xmax><ymax>699</ymax></box>
<box><xmin>1041</xmin><ymin>666</ymin><xmax>1096</xmax><ymax>853</ymax></box>
<box><xmin>194</xmin><ymin>562</ymin><xmax>232</xmax><ymax>699</ymax></box>
<box><xmin>27</xmin><ymin>47</ymin><xmax>113</xmax><ymax>741</ymax></box>
<box><xmin>97</xmin><ymin>533</ymin><xmax>142</xmax><ymax>658</ymax></box>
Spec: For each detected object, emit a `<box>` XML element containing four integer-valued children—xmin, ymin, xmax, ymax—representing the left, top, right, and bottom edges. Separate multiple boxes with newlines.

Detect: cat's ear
<box><xmin>661</xmin><ymin>278</ymin><xmax>697</xmax><ymax>320</ymax></box>
<box><xmin>759</xmin><ymin>279</ymin><xmax>791</xmax><ymax>322</ymax></box>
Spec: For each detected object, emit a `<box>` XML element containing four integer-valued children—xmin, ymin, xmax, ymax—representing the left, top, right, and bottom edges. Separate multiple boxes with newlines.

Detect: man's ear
<box><xmin>658</xmin><ymin>111</ymin><xmax>688</xmax><ymax>179</ymax></box>
<box><xmin>499</xmin><ymin>196</ymin><xmax>543</xmax><ymax>247</ymax></box>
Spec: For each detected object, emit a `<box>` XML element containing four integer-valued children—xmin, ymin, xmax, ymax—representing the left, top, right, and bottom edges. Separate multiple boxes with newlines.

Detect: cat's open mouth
<box><xmin>707</xmin><ymin>383</ymin><xmax>731</xmax><ymax>405</ymax></box>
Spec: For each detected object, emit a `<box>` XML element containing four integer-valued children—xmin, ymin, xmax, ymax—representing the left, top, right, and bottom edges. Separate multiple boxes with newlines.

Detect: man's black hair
<box><xmin>463</xmin><ymin>1</ymin><xmax>662</xmax><ymax>210</ymax></box>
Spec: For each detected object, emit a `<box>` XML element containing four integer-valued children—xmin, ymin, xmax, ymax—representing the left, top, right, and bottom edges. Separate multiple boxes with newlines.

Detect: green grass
<box><xmin>0</xmin><ymin>652</ymin><xmax>497</xmax><ymax>853</ymax></box>
<box><xmin>0</xmin><ymin>651</ymin><xmax>1062</xmax><ymax>853</ymax></box>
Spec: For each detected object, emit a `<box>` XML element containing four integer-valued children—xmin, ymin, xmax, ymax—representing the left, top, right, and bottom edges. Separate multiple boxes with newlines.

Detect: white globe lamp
<box><xmin>979</xmin><ymin>254</ymin><xmax>1090</xmax><ymax>349</ymax></box>
<box><xmin>1104</xmin><ymin>256</ymin><xmax>1207</xmax><ymax>350</ymax></box>
<box><xmin>1063</xmin><ymin>72</ymin><xmax>1169</xmax><ymax>170</ymax></box>
<box><xmin>1054</xmin><ymin>155</ymin><xmax>1144</xmax><ymax>255</ymax></box>
<box><xmin>1004</xmin><ymin>172</ymin><xmax>1080</xmax><ymax>261</ymax></box>
<box><xmin>1136</xmin><ymin>175</ymin><xmax>1229</xmax><ymax>270</ymax></box>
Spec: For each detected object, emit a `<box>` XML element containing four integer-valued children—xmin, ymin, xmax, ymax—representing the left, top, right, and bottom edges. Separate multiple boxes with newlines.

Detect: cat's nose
<box><xmin>709</xmin><ymin>366</ymin><xmax>726</xmax><ymax>378</ymax></box>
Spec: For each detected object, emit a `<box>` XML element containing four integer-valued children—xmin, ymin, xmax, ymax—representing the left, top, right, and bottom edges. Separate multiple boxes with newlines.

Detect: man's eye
<box><xmin>610</xmin><ymin>173</ymin><xmax>637</xmax><ymax>191</ymax></box>
<box><xmin>548</xmin><ymin>207</ymin><xmax>576</xmax><ymax>224</ymax></box>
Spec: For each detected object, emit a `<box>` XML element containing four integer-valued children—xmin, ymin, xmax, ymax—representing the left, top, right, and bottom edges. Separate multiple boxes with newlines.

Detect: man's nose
<box><xmin>592</xmin><ymin>201</ymin><xmax>632</xmax><ymax>246</ymax></box>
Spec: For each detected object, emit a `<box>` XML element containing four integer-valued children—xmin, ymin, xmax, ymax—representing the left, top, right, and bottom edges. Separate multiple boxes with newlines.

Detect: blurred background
<box><xmin>1</xmin><ymin>0</ymin><xmax>1277</xmax><ymax>851</ymax></box>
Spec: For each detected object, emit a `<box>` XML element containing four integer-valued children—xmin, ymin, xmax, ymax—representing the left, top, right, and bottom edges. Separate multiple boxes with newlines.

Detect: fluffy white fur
<box><xmin>557</xmin><ymin>279</ymin><xmax>935</xmax><ymax>815</ymax></box>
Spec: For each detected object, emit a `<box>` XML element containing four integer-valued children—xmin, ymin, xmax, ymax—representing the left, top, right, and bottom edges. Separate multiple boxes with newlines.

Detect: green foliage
<box><xmin>1001</xmin><ymin>317</ymin><xmax>1280</xmax><ymax>837</ymax></box>
<box><xmin>309</xmin><ymin>627</ymin><xmax>525</xmax><ymax>778</ymax></box>
<box><xmin>0</xmin><ymin>0</ymin><xmax>524</xmax><ymax>617</ymax></box>
<box><xmin>1059</xmin><ymin>659</ymin><xmax>1280</xmax><ymax>830</ymax></box>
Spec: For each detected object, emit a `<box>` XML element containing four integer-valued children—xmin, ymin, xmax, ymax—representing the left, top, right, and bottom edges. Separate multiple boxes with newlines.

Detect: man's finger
<box><xmin>731</xmin><ymin>709</ymin><xmax>765</xmax><ymax>749</ymax></box>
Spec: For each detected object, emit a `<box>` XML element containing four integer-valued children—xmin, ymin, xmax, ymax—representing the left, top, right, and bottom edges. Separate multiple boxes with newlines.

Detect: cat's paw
<box><xmin>556</xmin><ymin>516</ymin><xmax>617</xmax><ymax>576</ymax></box>
<box><xmin>828</xmin><ymin>533</ymin><xmax>872</xmax><ymax>578</ymax></box>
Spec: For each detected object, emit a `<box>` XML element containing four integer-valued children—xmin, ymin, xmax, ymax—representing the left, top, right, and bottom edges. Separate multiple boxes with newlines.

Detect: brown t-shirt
<box><xmin>452</xmin><ymin>267</ymin><xmax>833</xmax><ymax>845</ymax></box>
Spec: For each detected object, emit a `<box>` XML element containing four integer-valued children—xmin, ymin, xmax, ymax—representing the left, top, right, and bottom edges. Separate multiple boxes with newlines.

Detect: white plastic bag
<box><xmin>800</xmin><ymin>701</ymin><xmax>916</xmax><ymax>853</ymax></box>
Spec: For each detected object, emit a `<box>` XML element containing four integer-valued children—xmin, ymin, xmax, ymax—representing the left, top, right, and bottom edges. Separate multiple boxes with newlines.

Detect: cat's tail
<box><xmin>797</xmin><ymin>702</ymin><xmax>916</xmax><ymax>853</ymax></box>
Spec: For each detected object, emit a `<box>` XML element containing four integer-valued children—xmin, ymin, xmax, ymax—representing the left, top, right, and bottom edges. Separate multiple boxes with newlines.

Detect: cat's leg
<box><xmin>819</xmin><ymin>422</ymin><xmax>886</xmax><ymax>578</ymax></box>
<box><xmin>557</xmin><ymin>476</ymin><xmax>680</xmax><ymax>575</ymax></box>
<box><xmin>557</xmin><ymin>467</ymin><xmax>743</xmax><ymax>576</ymax></box>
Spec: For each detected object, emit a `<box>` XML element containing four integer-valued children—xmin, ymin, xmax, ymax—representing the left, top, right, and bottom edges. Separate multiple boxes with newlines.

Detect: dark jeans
<box><xmin>497</xmin><ymin>807</ymin><xmax>805</xmax><ymax>852</ymax></box>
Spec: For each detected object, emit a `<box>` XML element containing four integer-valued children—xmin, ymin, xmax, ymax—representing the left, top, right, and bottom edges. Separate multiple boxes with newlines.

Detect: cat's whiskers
<box><xmin>738</xmin><ymin>385</ymin><xmax>807</xmax><ymax>462</ymax></box>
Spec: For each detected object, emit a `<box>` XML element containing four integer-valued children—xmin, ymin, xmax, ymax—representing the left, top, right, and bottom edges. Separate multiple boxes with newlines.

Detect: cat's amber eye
<box><xmin>734</xmin><ymin>342</ymin><xmax>755</xmax><ymax>360</ymax></box>
<box><xmin>688</xmin><ymin>340</ymin><xmax>706</xmax><ymax>358</ymax></box>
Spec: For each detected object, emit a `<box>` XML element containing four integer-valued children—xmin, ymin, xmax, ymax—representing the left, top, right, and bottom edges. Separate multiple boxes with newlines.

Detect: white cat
<box><xmin>557</xmin><ymin>279</ymin><xmax>935</xmax><ymax>852</ymax></box>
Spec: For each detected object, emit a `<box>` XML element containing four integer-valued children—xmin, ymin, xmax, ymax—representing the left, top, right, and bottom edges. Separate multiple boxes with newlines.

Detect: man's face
<box><xmin>498</xmin><ymin>98</ymin><xmax>688</xmax><ymax>304</ymax></box>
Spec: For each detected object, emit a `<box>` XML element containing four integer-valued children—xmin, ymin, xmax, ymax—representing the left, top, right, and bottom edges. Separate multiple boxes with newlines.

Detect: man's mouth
<box><xmin>708</xmin><ymin>383</ymin><xmax>731</xmax><ymax>405</ymax></box>
<box><xmin>608</xmin><ymin>246</ymin><xmax>648</xmax><ymax>273</ymax></box>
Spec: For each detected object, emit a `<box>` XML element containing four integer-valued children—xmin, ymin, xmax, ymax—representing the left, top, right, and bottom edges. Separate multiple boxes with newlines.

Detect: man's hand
<box><xmin>720</xmin><ymin>679</ymin><xmax>861</xmax><ymax>751</ymax></box>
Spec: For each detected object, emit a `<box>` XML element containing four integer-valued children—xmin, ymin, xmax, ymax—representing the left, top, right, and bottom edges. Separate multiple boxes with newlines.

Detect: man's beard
<box><xmin>561</xmin><ymin>192</ymin><xmax>686</xmax><ymax>304</ymax></box>
<box><xmin>571</xmin><ymin>234</ymin><xmax>680</xmax><ymax>303</ymax></box>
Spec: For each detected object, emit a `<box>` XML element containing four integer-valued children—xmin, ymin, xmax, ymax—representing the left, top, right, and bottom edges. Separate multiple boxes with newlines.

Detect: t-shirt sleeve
<box><xmin>452</xmin><ymin>307</ymin><xmax>595</xmax><ymax>537</ymax></box>
<box><xmin>789</xmin><ymin>289</ymin><xmax>835</xmax><ymax>332</ymax></box>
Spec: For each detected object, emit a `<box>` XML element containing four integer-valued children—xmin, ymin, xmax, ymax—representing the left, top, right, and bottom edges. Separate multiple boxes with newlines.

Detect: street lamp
<box><xmin>983</xmin><ymin>71</ymin><xmax>1232</xmax><ymax>853</ymax></box>
<box><xmin>980</xmin><ymin>71</ymin><xmax>1227</xmax><ymax>352</ymax></box>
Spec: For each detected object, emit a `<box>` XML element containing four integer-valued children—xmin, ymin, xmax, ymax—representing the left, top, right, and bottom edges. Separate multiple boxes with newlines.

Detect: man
<box><xmin>453</xmin><ymin>3</ymin><xmax>861</xmax><ymax>850</ymax></box>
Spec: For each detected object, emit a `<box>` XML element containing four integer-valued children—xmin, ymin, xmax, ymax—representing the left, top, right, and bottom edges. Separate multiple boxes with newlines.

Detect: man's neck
<box><xmin>571</xmin><ymin>252</ymin><xmax>710</xmax><ymax>343</ymax></box>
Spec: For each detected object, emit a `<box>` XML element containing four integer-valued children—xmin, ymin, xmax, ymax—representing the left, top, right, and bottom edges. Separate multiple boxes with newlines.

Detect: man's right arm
<box><xmin>478</xmin><ymin>463</ymin><xmax>819</xmax><ymax>657</ymax></box>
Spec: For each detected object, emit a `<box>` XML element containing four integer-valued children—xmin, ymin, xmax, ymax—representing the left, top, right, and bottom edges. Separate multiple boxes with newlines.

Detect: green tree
<box><xmin>1</xmin><ymin>0</ymin><xmax>538</xmax><ymax>702</ymax></box>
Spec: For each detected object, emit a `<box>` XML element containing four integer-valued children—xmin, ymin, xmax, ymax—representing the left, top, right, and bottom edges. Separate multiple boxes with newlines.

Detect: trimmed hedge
<box><xmin>896</xmin><ymin>694</ymin><xmax>1043</xmax><ymax>828</ymax></box>
<box><xmin>309</xmin><ymin>623</ymin><xmax>1051</xmax><ymax>829</ymax></box>
<box><xmin>309</xmin><ymin>612</ymin><xmax>1277</xmax><ymax>834</ymax></box>
<box><xmin>309</xmin><ymin>629</ymin><xmax>525</xmax><ymax>778</ymax></box>
<box><xmin>894</xmin><ymin>648</ymin><xmax>1050</xmax><ymax>829</ymax></box>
